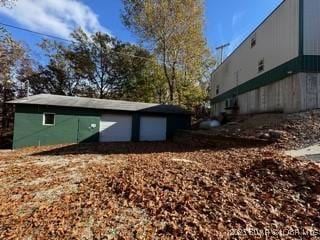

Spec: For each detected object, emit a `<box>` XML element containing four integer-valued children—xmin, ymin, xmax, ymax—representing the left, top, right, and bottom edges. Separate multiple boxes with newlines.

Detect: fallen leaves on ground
<box><xmin>203</xmin><ymin>110</ymin><xmax>320</xmax><ymax>149</ymax></box>
<box><xmin>0</xmin><ymin>142</ymin><xmax>319</xmax><ymax>239</ymax></box>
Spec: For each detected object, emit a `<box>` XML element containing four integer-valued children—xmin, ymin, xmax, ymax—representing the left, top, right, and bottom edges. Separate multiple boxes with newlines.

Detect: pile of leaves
<box><xmin>0</xmin><ymin>142</ymin><xmax>319</xmax><ymax>239</ymax></box>
<box><xmin>205</xmin><ymin>110</ymin><xmax>320</xmax><ymax>149</ymax></box>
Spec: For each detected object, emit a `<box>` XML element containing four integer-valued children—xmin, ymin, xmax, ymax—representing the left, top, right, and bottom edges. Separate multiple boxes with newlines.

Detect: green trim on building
<box><xmin>211</xmin><ymin>0</ymin><xmax>309</xmax><ymax>106</ymax></box>
<box><xmin>299</xmin><ymin>0</ymin><xmax>304</xmax><ymax>56</ymax></box>
<box><xmin>211</xmin><ymin>0</ymin><xmax>306</xmax><ymax>106</ymax></box>
<box><xmin>211</xmin><ymin>56</ymin><xmax>302</xmax><ymax>104</ymax></box>
<box><xmin>211</xmin><ymin>55</ymin><xmax>320</xmax><ymax>105</ymax></box>
<box><xmin>301</xmin><ymin>55</ymin><xmax>320</xmax><ymax>72</ymax></box>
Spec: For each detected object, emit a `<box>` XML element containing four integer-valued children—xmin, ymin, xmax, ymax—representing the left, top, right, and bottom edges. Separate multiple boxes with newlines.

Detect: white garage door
<box><xmin>140</xmin><ymin>116</ymin><xmax>167</xmax><ymax>141</ymax></box>
<box><xmin>100</xmin><ymin>114</ymin><xmax>132</xmax><ymax>142</ymax></box>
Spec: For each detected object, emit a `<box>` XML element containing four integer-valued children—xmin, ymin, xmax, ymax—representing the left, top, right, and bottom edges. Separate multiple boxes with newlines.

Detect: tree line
<box><xmin>0</xmin><ymin>0</ymin><xmax>215</xmax><ymax>134</ymax></box>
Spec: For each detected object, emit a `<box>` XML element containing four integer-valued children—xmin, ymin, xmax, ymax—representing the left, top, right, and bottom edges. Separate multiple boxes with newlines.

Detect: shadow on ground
<box><xmin>32</xmin><ymin>138</ymin><xmax>271</xmax><ymax>156</ymax></box>
<box><xmin>0</xmin><ymin>133</ymin><xmax>13</xmax><ymax>150</ymax></box>
<box><xmin>240</xmin><ymin>158</ymin><xmax>320</xmax><ymax>198</ymax></box>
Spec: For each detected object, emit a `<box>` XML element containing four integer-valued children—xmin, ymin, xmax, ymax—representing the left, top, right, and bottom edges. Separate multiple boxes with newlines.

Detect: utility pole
<box><xmin>216</xmin><ymin>43</ymin><xmax>230</xmax><ymax>65</ymax></box>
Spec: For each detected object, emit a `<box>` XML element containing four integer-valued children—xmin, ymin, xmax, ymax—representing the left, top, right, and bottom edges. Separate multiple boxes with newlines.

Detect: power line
<box><xmin>0</xmin><ymin>22</ymin><xmax>156</xmax><ymax>63</ymax></box>
<box><xmin>0</xmin><ymin>22</ymin><xmax>72</xmax><ymax>43</ymax></box>
<box><xmin>0</xmin><ymin>21</ymin><xmax>160</xmax><ymax>63</ymax></box>
<box><xmin>0</xmin><ymin>21</ymin><xmax>208</xmax><ymax>68</ymax></box>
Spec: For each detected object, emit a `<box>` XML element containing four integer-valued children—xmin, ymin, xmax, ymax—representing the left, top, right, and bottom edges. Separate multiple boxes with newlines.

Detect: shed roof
<box><xmin>8</xmin><ymin>94</ymin><xmax>192</xmax><ymax>115</ymax></box>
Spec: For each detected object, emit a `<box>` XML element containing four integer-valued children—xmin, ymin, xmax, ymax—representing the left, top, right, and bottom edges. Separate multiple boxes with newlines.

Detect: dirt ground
<box><xmin>0</xmin><ymin>141</ymin><xmax>319</xmax><ymax>239</ymax></box>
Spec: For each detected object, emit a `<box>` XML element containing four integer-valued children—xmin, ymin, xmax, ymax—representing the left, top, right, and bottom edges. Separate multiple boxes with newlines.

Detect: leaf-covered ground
<box><xmin>201</xmin><ymin>110</ymin><xmax>320</xmax><ymax>149</ymax></box>
<box><xmin>0</xmin><ymin>142</ymin><xmax>319</xmax><ymax>239</ymax></box>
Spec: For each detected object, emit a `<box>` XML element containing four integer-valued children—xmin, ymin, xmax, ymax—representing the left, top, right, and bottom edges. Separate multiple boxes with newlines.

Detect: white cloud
<box><xmin>0</xmin><ymin>0</ymin><xmax>109</xmax><ymax>39</ymax></box>
<box><xmin>232</xmin><ymin>11</ymin><xmax>246</xmax><ymax>29</ymax></box>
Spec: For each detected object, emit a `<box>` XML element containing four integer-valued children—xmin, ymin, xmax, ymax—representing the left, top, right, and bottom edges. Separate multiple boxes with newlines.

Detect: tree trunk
<box><xmin>99</xmin><ymin>84</ymin><xmax>105</xmax><ymax>99</ymax></box>
<box><xmin>2</xmin><ymin>87</ymin><xmax>7</xmax><ymax>129</ymax></box>
<box><xmin>163</xmin><ymin>63</ymin><xmax>176</xmax><ymax>103</ymax></box>
<box><xmin>162</xmin><ymin>41</ymin><xmax>176</xmax><ymax>103</ymax></box>
<box><xmin>168</xmin><ymin>83</ymin><xmax>174</xmax><ymax>102</ymax></box>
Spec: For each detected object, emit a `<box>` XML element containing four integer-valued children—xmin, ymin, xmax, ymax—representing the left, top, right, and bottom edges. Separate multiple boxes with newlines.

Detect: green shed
<box><xmin>8</xmin><ymin>94</ymin><xmax>192</xmax><ymax>149</ymax></box>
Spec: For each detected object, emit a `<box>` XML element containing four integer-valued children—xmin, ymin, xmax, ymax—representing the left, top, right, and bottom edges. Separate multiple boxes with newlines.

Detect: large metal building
<box><xmin>211</xmin><ymin>0</ymin><xmax>320</xmax><ymax>116</ymax></box>
<box><xmin>8</xmin><ymin>94</ymin><xmax>191</xmax><ymax>149</ymax></box>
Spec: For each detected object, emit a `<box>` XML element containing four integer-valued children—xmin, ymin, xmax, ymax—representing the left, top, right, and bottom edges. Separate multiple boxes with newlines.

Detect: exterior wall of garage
<box><xmin>12</xmin><ymin>104</ymin><xmax>191</xmax><ymax>149</ymax></box>
<box><xmin>99</xmin><ymin>113</ymin><xmax>133</xmax><ymax>142</ymax></box>
<box><xmin>12</xmin><ymin>105</ymin><xmax>101</xmax><ymax>149</ymax></box>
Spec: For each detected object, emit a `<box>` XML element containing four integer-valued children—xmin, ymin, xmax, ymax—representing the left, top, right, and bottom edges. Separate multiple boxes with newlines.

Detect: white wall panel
<box><xmin>211</xmin><ymin>0</ymin><xmax>299</xmax><ymax>99</ymax></box>
<box><xmin>140</xmin><ymin>116</ymin><xmax>167</xmax><ymax>141</ymax></box>
<box><xmin>100</xmin><ymin>114</ymin><xmax>132</xmax><ymax>142</ymax></box>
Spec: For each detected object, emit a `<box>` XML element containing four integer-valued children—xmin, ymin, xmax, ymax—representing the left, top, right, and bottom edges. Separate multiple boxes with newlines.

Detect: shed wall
<box><xmin>13</xmin><ymin>105</ymin><xmax>191</xmax><ymax>149</ymax></box>
<box><xmin>13</xmin><ymin>105</ymin><xmax>101</xmax><ymax>149</ymax></box>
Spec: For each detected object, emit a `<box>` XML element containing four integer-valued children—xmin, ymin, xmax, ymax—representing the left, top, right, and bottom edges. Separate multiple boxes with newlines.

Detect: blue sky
<box><xmin>0</xmin><ymin>0</ymin><xmax>282</xmax><ymax>61</ymax></box>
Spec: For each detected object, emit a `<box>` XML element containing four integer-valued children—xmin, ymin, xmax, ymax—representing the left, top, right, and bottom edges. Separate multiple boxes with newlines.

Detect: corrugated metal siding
<box><xmin>13</xmin><ymin>105</ymin><xmax>100</xmax><ymax>149</ymax></box>
<box><xmin>211</xmin><ymin>0</ymin><xmax>300</xmax><ymax>99</ymax></box>
<box><xmin>12</xmin><ymin>105</ymin><xmax>191</xmax><ymax>149</ymax></box>
<box><xmin>212</xmin><ymin>73</ymin><xmax>320</xmax><ymax>115</ymax></box>
<box><xmin>303</xmin><ymin>0</ymin><xmax>320</xmax><ymax>55</ymax></box>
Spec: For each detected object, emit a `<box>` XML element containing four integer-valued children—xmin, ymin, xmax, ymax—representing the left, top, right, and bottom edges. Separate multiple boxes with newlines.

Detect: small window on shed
<box><xmin>258</xmin><ymin>59</ymin><xmax>264</xmax><ymax>73</ymax></box>
<box><xmin>251</xmin><ymin>34</ymin><xmax>256</xmax><ymax>48</ymax></box>
<box><xmin>43</xmin><ymin>113</ymin><xmax>55</xmax><ymax>126</ymax></box>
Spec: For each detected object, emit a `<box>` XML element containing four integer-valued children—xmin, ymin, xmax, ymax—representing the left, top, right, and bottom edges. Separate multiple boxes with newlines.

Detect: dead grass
<box><xmin>0</xmin><ymin>142</ymin><xmax>319</xmax><ymax>239</ymax></box>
